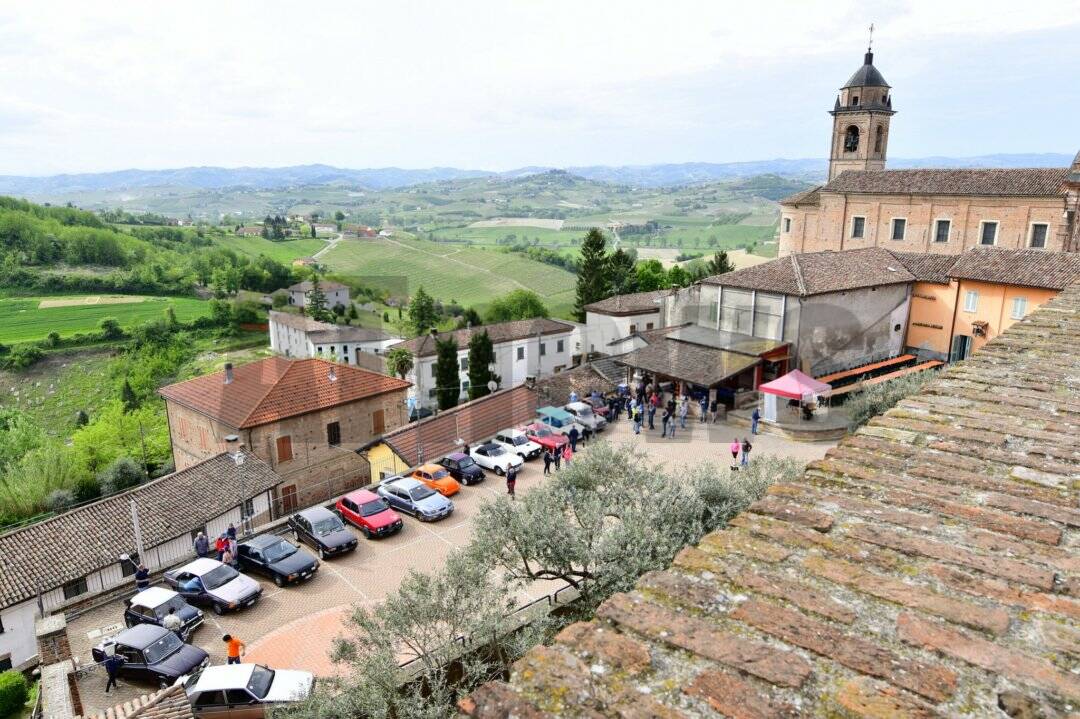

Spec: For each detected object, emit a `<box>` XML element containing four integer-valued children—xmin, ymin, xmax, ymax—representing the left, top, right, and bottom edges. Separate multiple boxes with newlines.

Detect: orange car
<box><xmin>411</xmin><ymin>463</ymin><xmax>462</xmax><ymax>497</ymax></box>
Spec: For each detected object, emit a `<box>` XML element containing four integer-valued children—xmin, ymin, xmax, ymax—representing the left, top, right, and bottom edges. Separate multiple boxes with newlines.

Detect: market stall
<box><xmin>758</xmin><ymin>369</ymin><xmax>832</xmax><ymax>423</ymax></box>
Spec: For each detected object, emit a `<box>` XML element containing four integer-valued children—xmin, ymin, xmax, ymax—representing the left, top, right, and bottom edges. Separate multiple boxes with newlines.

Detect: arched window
<box><xmin>874</xmin><ymin>126</ymin><xmax>884</xmax><ymax>154</ymax></box>
<box><xmin>844</xmin><ymin>125</ymin><xmax>860</xmax><ymax>152</ymax></box>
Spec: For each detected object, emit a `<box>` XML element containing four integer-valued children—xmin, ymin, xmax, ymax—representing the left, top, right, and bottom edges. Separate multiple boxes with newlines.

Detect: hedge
<box><xmin>0</xmin><ymin>670</ymin><xmax>28</xmax><ymax>718</ymax></box>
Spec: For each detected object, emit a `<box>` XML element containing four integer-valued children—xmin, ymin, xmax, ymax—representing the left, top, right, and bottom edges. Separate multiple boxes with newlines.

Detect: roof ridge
<box><xmin>789</xmin><ymin>254</ymin><xmax>807</xmax><ymax>295</ymax></box>
<box><xmin>238</xmin><ymin>356</ymin><xmax>292</xmax><ymax>427</ymax></box>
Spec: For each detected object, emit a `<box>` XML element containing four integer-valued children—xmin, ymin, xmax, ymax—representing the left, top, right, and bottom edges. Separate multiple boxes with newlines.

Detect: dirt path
<box><xmin>312</xmin><ymin>233</ymin><xmax>343</xmax><ymax>259</ymax></box>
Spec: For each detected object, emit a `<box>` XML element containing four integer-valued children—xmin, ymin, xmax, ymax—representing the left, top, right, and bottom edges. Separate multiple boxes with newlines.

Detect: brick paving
<box><xmin>68</xmin><ymin>415</ymin><xmax>834</xmax><ymax>715</ymax></box>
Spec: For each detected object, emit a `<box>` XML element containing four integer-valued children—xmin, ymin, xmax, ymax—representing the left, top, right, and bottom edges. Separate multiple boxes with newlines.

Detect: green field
<box><xmin>0</xmin><ymin>295</ymin><xmax>211</xmax><ymax>344</ymax></box>
<box><xmin>215</xmin><ymin>235</ymin><xmax>328</xmax><ymax>262</ymax></box>
<box><xmin>320</xmin><ymin>237</ymin><xmax>577</xmax><ymax>316</ymax></box>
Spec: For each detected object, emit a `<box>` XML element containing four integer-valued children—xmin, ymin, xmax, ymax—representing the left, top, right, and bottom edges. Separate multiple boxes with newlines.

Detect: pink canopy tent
<box><xmin>759</xmin><ymin>370</ymin><xmax>831</xmax><ymax>400</ymax></box>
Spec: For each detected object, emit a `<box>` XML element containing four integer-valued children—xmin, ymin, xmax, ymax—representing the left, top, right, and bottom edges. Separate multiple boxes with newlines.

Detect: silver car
<box><xmin>164</xmin><ymin>558</ymin><xmax>262</xmax><ymax>615</ymax></box>
<box><xmin>376</xmin><ymin>476</ymin><xmax>454</xmax><ymax>522</ymax></box>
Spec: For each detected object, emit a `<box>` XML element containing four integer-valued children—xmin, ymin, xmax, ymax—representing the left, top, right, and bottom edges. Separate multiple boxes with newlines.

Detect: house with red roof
<box><xmin>159</xmin><ymin>357</ymin><xmax>410</xmax><ymax>511</ymax></box>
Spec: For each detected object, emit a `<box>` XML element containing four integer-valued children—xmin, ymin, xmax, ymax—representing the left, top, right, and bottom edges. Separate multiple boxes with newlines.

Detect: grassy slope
<box><xmin>213</xmin><ymin>235</ymin><xmax>328</xmax><ymax>262</ymax></box>
<box><xmin>0</xmin><ymin>295</ymin><xmax>210</xmax><ymax>344</ymax></box>
<box><xmin>0</xmin><ymin>348</ymin><xmax>116</xmax><ymax>437</ymax></box>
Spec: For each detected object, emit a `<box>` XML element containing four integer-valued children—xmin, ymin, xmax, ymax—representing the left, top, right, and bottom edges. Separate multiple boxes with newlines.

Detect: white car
<box><xmin>185</xmin><ymin>663</ymin><xmax>314</xmax><ymax>718</ymax></box>
<box><xmin>564</xmin><ymin>401</ymin><xmax>607</xmax><ymax>432</ymax></box>
<box><xmin>164</xmin><ymin>558</ymin><xmax>262</xmax><ymax>615</ymax></box>
<box><xmin>490</xmin><ymin>428</ymin><xmax>542</xmax><ymax>460</ymax></box>
<box><xmin>470</xmin><ymin>442</ymin><xmax>524</xmax><ymax>476</ymax></box>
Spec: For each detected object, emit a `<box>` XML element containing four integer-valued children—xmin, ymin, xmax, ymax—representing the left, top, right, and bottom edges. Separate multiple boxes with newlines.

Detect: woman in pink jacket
<box><xmin>562</xmin><ymin>444</ymin><xmax>572</xmax><ymax>466</ymax></box>
<box><xmin>729</xmin><ymin>439</ymin><xmax>740</xmax><ymax>469</ymax></box>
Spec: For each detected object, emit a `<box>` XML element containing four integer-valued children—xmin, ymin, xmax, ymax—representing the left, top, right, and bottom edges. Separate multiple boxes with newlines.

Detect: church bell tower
<box><xmin>828</xmin><ymin>42</ymin><xmax>895</xmax><ymax>181</ymax></box>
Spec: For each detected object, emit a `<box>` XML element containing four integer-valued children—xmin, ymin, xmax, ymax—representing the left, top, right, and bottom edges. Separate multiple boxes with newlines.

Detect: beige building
<box><xmin>159</xmin><ymin>357</ymin><xmax>410</xmax><ymax>512</ymax></box>
<box><xmin>780</xmin><ymin>49</ymin><xmax>1080</xmax><ymax>256</ymax></box>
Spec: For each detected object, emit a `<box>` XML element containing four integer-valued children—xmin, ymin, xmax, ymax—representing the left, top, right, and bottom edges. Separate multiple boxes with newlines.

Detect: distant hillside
<box><xmin>0</xmin><ymin>153</ymin><xmax>1071</xmax><ymax>197</ymax></box>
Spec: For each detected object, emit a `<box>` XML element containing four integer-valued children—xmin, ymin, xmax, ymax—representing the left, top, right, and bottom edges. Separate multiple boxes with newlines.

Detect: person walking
<box><xmin>741</xmin><ymin>437</ymin><xmax>752</xmax><ymax>467</ymax></box>
<box><xmin>193</xmin><ymin>532</ymin><xmax>209</xmax><ymax>558</ymax></box>
<box><xmin>581</xmin><ymin>425</ymin><xmax>591</xmax><ymax>446</ymax></box>
<box><xmin>215</xmin><ymin>535</ymin><xmax>227</xmax><ymax>561</ymax></box>
<box><xmin>506</xmin><ymin>463</ymin><xmax>517</xmax><ymax>500</ymax></box>
<box><xmin>553</xmin><ymin>446</ymin><xmax>562</xmax><ymax>471</ymax></box>
<box><xmin>568</xmin><ymin>426</ymin><xmax>579</xmax><ymax>452</ymax></box>
<box><xmin>699</xmin><ymin>395</ymin><xmax>709</xmax><ymax>423</ymax></box>
<box><xmin>660</xmin><ymin>406</ymin><xmax>670</xmax><ymax>437</ymax></box>
<box><xmin>562</xmin><ymin>444</ymin><xmax>572</xmax><ymax>466</ymax></box>
<box><xmin>633</xmin><ymin>402</ymin><xmax>642</xmax><ymax>434</ymax></box>
<box><xmin>223</xmin><ymin>634</ymin><xmax>245</xmax><ymax>665</ymax></box>
<box><xmin>751</xmin><ymin>407</ymin><xmax>761</xmax><ymax>435</ymax></box>
<box><xmin>729</xmin><ymin>438</ymin><xmax>741</xmax><ymax>470</ymax></box>
<box><xmin>134</xmin><ymin>563</ymin><xmax>150</xmax><ymax>592</ymax></box>
<box><xmin>103</xmin><ymin>652</ymin><xmax>125</xmax><ymax>693</ymax></box>
<box><xmin>162</xmin><ymin>607</ymin><xmax>183</xmax><ymax>637</ymax></box>
<box><xmin>678</xmin><ymin>396</ymin><xmax>689</xmax><ymax>430</ymax></box>
<box><xmin>543</xmin><ymin>448</ymin><xmax>552</xmax><ymax>475</ymax></box>
<box><xmin>647</xmin><ymin>392</ymin><xmax>658</xmax><ymax>430</ymax></box>
<box><xmin>569</xmin><ymin>390</ymin><xmax>579</xmax><ymax>403</ymax></box>
<box><xmin>710</xmin><ymin>398</ymin><xmax>719</xmax><ymax>424</ymax></box>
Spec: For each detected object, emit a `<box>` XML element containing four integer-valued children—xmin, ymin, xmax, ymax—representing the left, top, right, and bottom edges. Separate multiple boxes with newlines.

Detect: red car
<box><xmin>582</xmin><ymin>396</ymin><xmax>611</xmax><ymax>417</ymax></box>
<box><xmin>336</xmin><ymin>489</ymin><xmax>404</xmax><ymax>539</ymax></box>
<box><xmin>520</xmin><ymin>422</ymin><xmax>568</xmax><ymax>452</ymax></box>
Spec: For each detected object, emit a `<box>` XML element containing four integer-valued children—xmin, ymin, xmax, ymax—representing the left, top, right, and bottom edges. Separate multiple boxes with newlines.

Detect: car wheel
<box><xmin>518</xmin><ymin>453</ymin><xmax>526</xmax><ymax>461</ymax></box>
<box><xmin>495</xmin><ymin>466</ymin><xmax>505</xmax><ymax>476</ymax></box>
<box><xmin>158</xmin><ymin>675</ymin><xmax>169</xmax><ymax>689</ymax></box>
<box><xmin>213</xmin><ymin>603</ymin><xmax>225</xmax><ymax>615</ymax></box>
<box><xmin>318</xmin><ymin>546</ymin><xmax>326</xmax><ymax>560</ymax></box>
<box><xmin>293</xmin><ymin>529</ymin><xmax>300</xmax><ymax>541</ymax></box>
<box><xmin>361</xmin><ymin>527</ymin><xmax>371</xmax><ymax>539</ymax></box>
<box><xmin>274</xmin><ymin>574</ymin><xmax>285</xmax><ymax>588</ymax></box>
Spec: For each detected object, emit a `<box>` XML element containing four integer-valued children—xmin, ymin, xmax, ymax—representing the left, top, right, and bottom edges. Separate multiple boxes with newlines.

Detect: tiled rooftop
<box><xmin>701</xmin><ymin>247</ymin><xmax>915</xmax><ymax>296</ymax></box>
<box><xmin>947</xmin><ymin>248</ymin><xmax>1080</xmax><ymax>291</ymax></box>
<box><xmin>822</xmin><ymin>167</ymin><xmax>1069</xmax><ymax>197</ymax></box>
<box><xmin>78</xmin><ymin>685</ymin><xmax>191</xmax><ymax>719</ymax></box>
<box><xmin>462</xmin><ymin>282</ymin><xmax>1080</xmax><ymax>717</ymax></box>
<box><xmin>158</xmin><ymin>356</ymin><xmax>409</xmax><ymax>428</ymax></box>
<box><xmin>584</xmin><ymin>290</ymin><xmax>668</xmax><ymax>316</ymax></box>
<box><xmin>269</xmin><ymin>310</ymin><xmax>392</xmax><ymax>341</ymax></box>
<box><xmin>388</xmin><ymin>318</ymin><xmax>574</xmax><ymax>358</ymax></box>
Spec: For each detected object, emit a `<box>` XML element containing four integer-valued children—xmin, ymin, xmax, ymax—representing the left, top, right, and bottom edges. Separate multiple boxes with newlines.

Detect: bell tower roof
<box><xmin>842</xmin><ymin>50</ymin><xmax>890</xmax><ymax>89</ymax></box>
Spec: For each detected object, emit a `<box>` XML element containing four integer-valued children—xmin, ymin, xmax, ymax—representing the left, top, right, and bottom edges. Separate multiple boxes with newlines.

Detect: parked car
<box><xmin>490</xmin><ymin>428</ymin><xmax>542</xmax><ymax>460</ymax></box>
<box><xmin>536</xmin><ymin>405</ymin><xmax>583</xmax><ymax>434</ymax></box>
<box><xmin>123</xmin><ymin>587</ymin><xmax>203</xmax><ymax>640</ymax></box>
<box><xmin>376</xmin><ymin>476</ymin><xmax>454</xmax><ymax>522</ymax></box>
<box><xmin>408</xmin><ymin>406</ymin><xmax>434</xmax><ymax>422</ymax></box>
<box><xmin>92</xmin><ymin>624</ymin><xmax>208</xmax><ymax>688</ymax></box>
<box><xmin>582</xmin><ymin>396</ymin><xmax>611</xmax><ymax>418</ymax></box>
<box><xmin>437</xmin><ymin>452</ymin><xmax>485</xmax><ymax>485</ymax></box>
<box><xmin>288</xmin><ymin>507</ymin><xmax>358</xmax><ymax>559</ymax></box>
<box><xmin>470</xmin><ymin>442</ymin><xmax>524</xmax><ymax>476</ymax></box>
<box><xmin>410</xmin><ymin>463</ymin><xmax>462</xmax><ymax>496</ymax></box>
<box><xmin>564</xmin><ymin>401</ymin><xmax>607</xmax><ymax>431</ymax></box>
<box><xmin>520</xmin><ymin>422</ymin><xmax>568</xmax><ymax>452</ymax></box>
<box><xmin>164</xmin><ymin>558</ymin><xmax>262</xmax><ymax>615</ymax></box>
<box><xmin>185</xmin><ymin>663</ymin><xmax>315</xmax><ymax>719</ymax></box>
<box><xmin>236</xmin><ymin>535</ymin><xmax>319</xmax><ymax>587</ymax></box>
<box><xmin>336</xmin><ymin>489</ymin><xmax>404</xmax><ymax>538</ymax></box>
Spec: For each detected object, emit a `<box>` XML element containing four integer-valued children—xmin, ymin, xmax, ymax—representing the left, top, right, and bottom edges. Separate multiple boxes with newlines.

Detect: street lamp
<box><xmin>225</xmin><ymin>434</ymin><xmax>249</xmax><ymax>535</ymax></box>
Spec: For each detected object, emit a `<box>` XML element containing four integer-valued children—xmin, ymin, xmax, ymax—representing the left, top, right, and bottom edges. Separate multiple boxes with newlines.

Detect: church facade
<box><xmin>779</xmin><ymin>49</ymin><xmax>1080</xmax><ymax>257</ymax></box>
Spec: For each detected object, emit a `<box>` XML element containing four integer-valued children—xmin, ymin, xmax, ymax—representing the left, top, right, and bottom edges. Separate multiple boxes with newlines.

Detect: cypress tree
<box><xmin>573</xmin><ymin>228</ymin><xmax>608</xmax><ymax>322</ymax></box>
<box><xmin>467</xmin><ymin>330</ymin><xmax>497</xmax><ymax>400</ymax></box>
<box><xmin>434</xmin><ymin>336</ymin><xmax>461</xmax><ymax>410</ymax></box>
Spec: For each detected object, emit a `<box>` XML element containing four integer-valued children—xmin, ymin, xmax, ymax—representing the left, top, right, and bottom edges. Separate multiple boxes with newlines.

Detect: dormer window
<box><xmin>852</xmin><ymin>95</ymin><xmax>859</xmax><ymax>106</ymax></box>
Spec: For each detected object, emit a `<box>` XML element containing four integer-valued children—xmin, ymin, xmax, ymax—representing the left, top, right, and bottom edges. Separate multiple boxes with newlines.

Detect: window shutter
<box><xmin>276</xmin><ymin>435</ymin><xmax>293</xmax><ymax>462</ymax></box>
<box><xmin>372</xmin><ymin>409</ymin><xmax>386</xmax><ymax>434</ymax></box>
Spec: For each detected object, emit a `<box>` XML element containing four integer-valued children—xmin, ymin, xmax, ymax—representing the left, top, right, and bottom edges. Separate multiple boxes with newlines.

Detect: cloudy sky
<box><xmin>1</xmin><ymin>1</ymin><xmax>1077</xmax><ymax>175</ymax></box>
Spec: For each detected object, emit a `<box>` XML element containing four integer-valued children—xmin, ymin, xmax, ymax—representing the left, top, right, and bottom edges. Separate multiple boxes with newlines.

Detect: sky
<box><xmin>0</xmin><ymin>0</ymin><xmax>1077</xmax><ymax>175</ymax></box>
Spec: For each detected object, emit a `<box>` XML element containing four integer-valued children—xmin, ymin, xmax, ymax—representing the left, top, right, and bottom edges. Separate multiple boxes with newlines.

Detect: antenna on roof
<box><xmin>867</xmin><ymin>23</ymin><xmax>875</xmax><ymax>52</ymax></box>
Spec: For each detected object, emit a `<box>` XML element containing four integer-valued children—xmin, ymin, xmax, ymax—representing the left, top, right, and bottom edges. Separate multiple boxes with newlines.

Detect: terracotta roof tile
<box><xmin>822</xmin><ymin>167</ymin><xmax>1068</xmax><ymax>197</ymax></box>
<box><xmin>158</xmin><ymin>357</ymin><xmax>409</xmax><ymax>429</ymax></box>
<box><xmin>463</xmin><ymin>281</ymin><xmax>1080</xmax><ymax>716</ymax></box>
<box><xmin>947</xmin><ymin>248</ymin><xmax>1080</xmax><ymax>290</ymax></box>
<box><xmin>534</xmin><ymin>364</ymin><xmax>616</xmax><ymax>406</ymax></box>
<box><xmin>779</xmin><ymin>186</ymin><xmax>821</xmax><ymax>206</ymax></box>
<box><xmin>888</xmin><ymin>251</ymin><xmax>959</xmax><ymax>284</ymax></box>
<box><xmin>701</xmin><ymin>247</ymin><xmax>914</xmax><ymax>296</ymax></box>
<box><xmin>0</xmin><ymin>453</ymin><xmax>281</xmax><ymax>609</ymax></box>
<box><xmin>584</xmin><ymin>290</ymin><xmax>668</xmax><ymax>316</ymax></box>
<box><xmin>388</xmin><ymin>319</ymin><xmax>574</xmax><ymax>358</ymax></box>
<box><xmin>615</xmin><ymin>338</ymin><xmax>760</xmax><ymax>386</ymax></box>
<box><xmin>79</xmin><ymin>684</ymin><xmax>192</xmax><ymax>719</ymax></box>
<box><xmin>287</xmin><ymin>280</ymin><xmax>348</xmax><ymax>292</ymax></box>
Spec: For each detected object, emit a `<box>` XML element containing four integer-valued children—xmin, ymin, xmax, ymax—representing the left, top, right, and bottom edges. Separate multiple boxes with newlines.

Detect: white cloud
<box><xmin>0</xmin><ymin>0</ymin><xmax>1077</xmax><ymax>173</ymax></box>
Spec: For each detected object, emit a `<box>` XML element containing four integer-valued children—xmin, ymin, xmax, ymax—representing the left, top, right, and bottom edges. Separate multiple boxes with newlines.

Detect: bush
<box><xmin>846</xmin><ymin>370</ymin><xmax>937</xmax><ymax>430</ymax></box>
<box><xmin>4</xmin><ymin>345</ymin><xmax>44</xmax><ymax>370</ymax></box>
<box><xmin>97</xmin><ymin>456</ymin><xmax>144</xmax><ymax>495</ymax></box>
<box><xmin>99</xmin><ymin>317</ymin><xmax>123</xmax><ymax>340</ymax></box>
<box><xmin>0</xmin><ymin>670</ymin><xmax>29</xmax><ymax>717</ymax></box>
<box><xmin>73</xmin><ymin>475</ymin><xmax>101</xmax><ymax>502</ymax></box>
<box><xmin>45</xmin><ymin>489</ymin><xmax>76</xmax><ymax>512</ymax></box>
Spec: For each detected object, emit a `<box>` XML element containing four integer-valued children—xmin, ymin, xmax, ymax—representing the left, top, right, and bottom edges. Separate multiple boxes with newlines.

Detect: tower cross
<box><xmin>868</xmin><ymin>23</ymin><xmax>875</xmax><ymax>51</ymax></box>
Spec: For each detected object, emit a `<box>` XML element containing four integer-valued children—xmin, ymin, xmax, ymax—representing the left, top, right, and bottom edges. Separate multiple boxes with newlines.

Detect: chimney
<box><xmin>224</xmin><ymin>363</ymin><xmax>234</xmax><ymax>385</ymax></box>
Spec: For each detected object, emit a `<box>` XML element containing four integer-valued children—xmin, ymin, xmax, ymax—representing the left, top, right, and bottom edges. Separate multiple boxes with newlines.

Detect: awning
<box><xmin>615</xmin><ymin>338</ymin><xmax>760</xmax><ymax>387</ymax></box>
<box><xmin>758</xmin><ymin>369</ymin><xmax>831</xmax><ymax>400</ymax></box>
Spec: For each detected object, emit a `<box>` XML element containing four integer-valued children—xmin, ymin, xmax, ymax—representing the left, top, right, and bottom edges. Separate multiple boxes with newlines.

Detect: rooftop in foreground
<box><xmin>462</xmin><ymin>283</ymin><xmax>1080</xmax><ymax>717</ymax></box>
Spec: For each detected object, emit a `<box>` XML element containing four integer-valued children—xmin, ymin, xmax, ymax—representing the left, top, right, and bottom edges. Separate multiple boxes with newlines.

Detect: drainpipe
<box><xmin>946</xmin><ymin>280</ymin><xmax>961</xmax><ymax>361</ymax></box>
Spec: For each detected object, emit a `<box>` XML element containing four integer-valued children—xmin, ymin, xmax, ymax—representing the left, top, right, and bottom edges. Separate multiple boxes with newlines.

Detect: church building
<box><xmin>779</xmin><ymin>48</ymin><xmax>1080</xmax><ymax>256</ymax></box>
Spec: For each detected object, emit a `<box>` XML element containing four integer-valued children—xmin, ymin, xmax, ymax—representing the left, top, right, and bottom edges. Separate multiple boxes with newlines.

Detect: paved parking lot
<box><xmin>69</xmin><ymin>416</ymin><xmax>835</xmax><ymax>714</ymax></box>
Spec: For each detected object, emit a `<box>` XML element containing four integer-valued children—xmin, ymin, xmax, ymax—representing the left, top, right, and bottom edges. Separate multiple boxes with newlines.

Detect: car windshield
<box><xmin>532</xmin><ymin>427</ymin><xmax>551</xmax><ymax>437</ymax></box>
<box><xmin>156</xmin><ymin>595</ymin><xmax>188</xmax><ymax>617</ymax></box>
<box><xmin>313</xmin><ymin>517</ymin><xmax>345</xmax><ymax>536</ymax></box>
<box><xmin>487</xmin><ymin>446</ymin><xmax>505</xmax><ymax>456</ymax></box>
<box><xmin>247</xmin><ymin>665</ymin><xmax>275</xmax><ymax>699</ymax></box>
<box><xmin>409</xmin><ymin>486</ymin><xmax>436</xmax><ymax>501</ymax></box>
<box><xmin>142</xmin><ymin>632</ymin><xmax>183</xmax><ymax>664</ymax></box>
<box><xmin>201</xmin><ymin>564</ymin><xmax>239</xmax><ymax>590</ymax></box>
<box><xmin>576</xmin><ymin>406</ymin><xmax>594</xmax><ymax>416</ymax></box>
<box><xmin>429</xmin><ymin>468</ymin><xmax>449</xmax><ymax>480</ymax></box>
<box><xmin>457</xmin><ymin>456</ymin><xmax>475</xmax><ymax>468</ymax></box>
<box><xmin>511</xmin><ymin>436</ymin><xmax>528</xmax><ymax>446</ymax></box>
<box><xmin>359</xmin><ymin>499</ymin><xmax>389</xmax><ymax>517</ymax></box>
<box><xmin>263</xmin><ymin>540</ymin><xmax>297</xmax><ymax>563</ymax></box>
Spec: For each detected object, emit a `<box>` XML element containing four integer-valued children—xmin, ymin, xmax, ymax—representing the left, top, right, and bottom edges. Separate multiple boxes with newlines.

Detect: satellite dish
<box><xmin>487</xmin><ymin>381</ymin><xmax>498</xmax><ymax>392</ymax></box>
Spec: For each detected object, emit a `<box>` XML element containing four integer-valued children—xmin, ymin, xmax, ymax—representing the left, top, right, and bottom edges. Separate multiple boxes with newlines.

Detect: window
<box><xmin>281</xmin><ymin>485</ymin><xmax>298</xmax><ymax>513</ymax></box>
<box><xmin>980</xmin><ymin>221</ymin><xmax>998</xmax><ymax>246</ymax></box>
<box><xmin>194</xmin><ymin>692</ymin><xmax>227</xmax><ymax>709</ymax></box>
<box><xmin>326</xmin><ymin>421</ymin><xmax>341</xmax><ymax>447</ymax></box>
<box><xmin>556</xmin><ymin>339</ymin><xmax>564</xmax><ymax>352</ymax></box>
<box><xmin>646</xmin><ymin>322</ymin><xmax>654</xmax><ymax>330</ymax></box>
<box><xmin>851</xmin><ymin>216</ymin><xmax>865</xmax><ymax>239</ymax></box>
<box><xmin>1011</xmin><ymin>297</ymin><xmax>1028</xmax><ymax>320</ymax></box>
<box><xmin>843</xmin><ymin>125</ymin><xmax>860</xmax><ymax>152</ymax></box>
<box><xmin>121</xmin><ymin>553</ymin><xmax>140</xmax><ymax>577</ymax></box>
<box><xmin>539</xmin><ymin>342</ymin><xmax>546</xmax><ymax>356</ymax></box>
<box><xmin>1029</xmin><ymin>223</ymin><xmax>1048</xmax><ymax>249</ymax></box>
<box><xmin>629</xmin><ymin>324</ymin><xmax>637</xmax><ymax>334</ymax></box>
<box><xmin>851</xmin><ymin>95</ymin><xmax>859</xmax><ymax>106</ymax></box>
<box><xmin>459</xmin><ymin>357</ymin><xmax>469</xmax><ymax>371</ymax></box>
<box><xmin>372</xmin><ymin>408</ymin><xmax>385</xmax><ymax>434</ymax></box>
<box><xmin>874</xmin><ymin>125</ymin><xmax>884</xmax><ymax>154</ymax></box>
<box><xmin>934</xmin><ymin>219</ymin><xmax>951</xmax><ymax>243</ymax></box>
<box><xmin>461</xmin><ymin>380</ymin><xmax>470</xmax><ymax>391</ymax></box>
<box><xmin>890</xmin><ymin>218</ymin><xmax>906</xmax><ymax>241</ymax></box>
<box><xmin>242</xmin><ymin>498</ymin><xmax>255</xmax><ymax>519</ymax></box>
<box><xmin>516</xmin><ymin>347</ymin><xmax>524</xmax><ymax>360</ymax></box>
<box><xmin>430</xmin><ymin>364</ymin><xmax>437</xmax><ymax>377</ymax></box>
<box><xmin>963</xmin><ymin>290</ymin><xmax>979</xmax><ymax>313</ymax></box>
<box><xmin>428</xmin><ymin>388</ymin><xmax>437</xmax><ymax>398</ymax></box>
<box><xmin>783</xmin><ymin>217</ymin><xmax>791</xmax><ymax>233</ymax></box>
<box><xmin>63</xmin><ymin>577</ymin><xmax>88</xmax><ymax>600</ymax></box>
<box><xmin>316</xmin><ymin>346</ymin><xmax>323</xmax><ymax>355</ymax></box>
<box><xmin>276</xmin><ymin>435</ymin><xmax>293</xmax><ymax>462</ymax></box>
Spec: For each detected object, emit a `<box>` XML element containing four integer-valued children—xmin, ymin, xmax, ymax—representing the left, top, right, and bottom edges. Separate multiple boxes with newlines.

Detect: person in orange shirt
<box><xmin>223</xmin><ymin>634</ymin><xmax>245</xmax><ymax>665</ymax></box>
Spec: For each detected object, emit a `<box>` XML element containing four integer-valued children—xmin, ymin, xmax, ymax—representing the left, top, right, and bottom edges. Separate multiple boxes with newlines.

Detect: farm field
<box><xmin>320</xmin><ymin>237</ymin><xmax>577</xmax><ymax>315</ymax></box>
<box><xmin>0</xmin><ymin>295</ymin><xmax>211</xmax><ymax>344</ymax></box>
<box><xmin>215</xmin><ymin>235</ymin><xmax>328</xmax><ymax>262</ymax></box>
